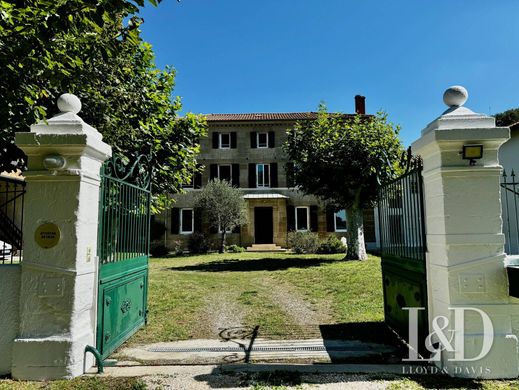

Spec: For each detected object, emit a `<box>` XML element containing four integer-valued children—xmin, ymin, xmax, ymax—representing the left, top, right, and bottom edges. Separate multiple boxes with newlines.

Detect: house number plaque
<box><xmin>35</xmin><ymin>223</ymin><xmax>61</xmax><ymax>249</ymax></box>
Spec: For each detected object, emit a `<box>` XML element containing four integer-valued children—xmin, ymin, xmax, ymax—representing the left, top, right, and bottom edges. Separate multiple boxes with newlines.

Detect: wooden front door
<box><xmin>254</xmin><ymin>207</ymin><xmax>273</xmax><ymax>244</ymax></box>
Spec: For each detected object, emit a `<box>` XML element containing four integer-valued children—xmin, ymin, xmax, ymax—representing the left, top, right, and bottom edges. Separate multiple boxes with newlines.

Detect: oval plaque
<box><xmin>35</xmin><ymin>223</ymin><xmax>61</xmax><ymax>249</ymax></box>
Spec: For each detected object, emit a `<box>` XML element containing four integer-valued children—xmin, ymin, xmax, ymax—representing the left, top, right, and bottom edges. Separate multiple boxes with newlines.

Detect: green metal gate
<box><xmin>378</xmin><ymin>153</ymin><xmax>428</xmax><ymax>355</ymax></box>
<box><xmin>96</xmin><ymin>155</ymin><xmax>152</xmax><ymax>359</ymax></box>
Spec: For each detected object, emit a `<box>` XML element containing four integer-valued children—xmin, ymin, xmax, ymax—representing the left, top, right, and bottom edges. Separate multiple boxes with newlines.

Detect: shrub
<box><xmin>188</xmin><ymin>232</ymin><xmax>211</xmax><ymax>254</ymax></box>
<box><xmin>150</xmin><ymin>219</ymin><xmax>166</xmax><ymax>241</ymax></box>
<box><xmin>287</xmin><ymin>231</ymin><xmax>320</xmax><ymax>254</ymax></box>
<box><xmin>317</xmin><ymin>235</ymin><xmax>347</xmax><ymax>254</ymax></box>
<box><xmin>225</xmin><ymin>244</ymin><xmax>245</xmax><ymax>253</ymax></box>
<box><xmin>150</xmin><ymin>243</ymin><xmax>169</xmax><ymax>257</ymax></box>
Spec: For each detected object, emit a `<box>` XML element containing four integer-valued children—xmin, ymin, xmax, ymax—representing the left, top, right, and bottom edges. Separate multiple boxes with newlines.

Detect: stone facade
<box><xmin>155</xmin><ymin>109</ymin><xmax>378</xmax><ymax>251</ymax></box>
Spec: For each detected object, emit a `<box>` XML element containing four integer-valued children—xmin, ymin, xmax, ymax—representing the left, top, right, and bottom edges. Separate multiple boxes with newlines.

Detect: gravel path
<box><xmin>142</xmin><ymin>372</ymin><xmax>395</xmax><ymax>389</ymax></box>
<box><xmin>262</xmin><ymin>277</ymin><xmax>332</xmax><ymax>326</ymax></box>
<box><xmin>202</xmin><ymin>291</ymin><xmax>245</xmax><ymax>338</ymax></box>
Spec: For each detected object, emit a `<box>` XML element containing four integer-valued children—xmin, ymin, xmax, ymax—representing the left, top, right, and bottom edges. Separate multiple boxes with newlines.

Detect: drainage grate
<box><xmin>147</xmin><ymin>345</ymin><xmax>371</xmax><ymax>353</ymax></box>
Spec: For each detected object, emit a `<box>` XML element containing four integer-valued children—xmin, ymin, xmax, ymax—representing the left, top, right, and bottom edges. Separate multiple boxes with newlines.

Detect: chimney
<box><xmin>355</xmin><ymin>95</ymin><xmax>366</xmax><ymax>115</ymax></box>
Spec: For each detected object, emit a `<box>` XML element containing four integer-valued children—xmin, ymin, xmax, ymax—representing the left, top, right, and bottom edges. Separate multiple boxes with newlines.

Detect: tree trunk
<box><xmin>219</xmin><ymin>231</ymin><xmax>227</xmax><ymax>253</ymax></box>
<box><xmin>345</xmin><ymin>201</ymin><xmax>368</xmax><ymax>260</ymax></box>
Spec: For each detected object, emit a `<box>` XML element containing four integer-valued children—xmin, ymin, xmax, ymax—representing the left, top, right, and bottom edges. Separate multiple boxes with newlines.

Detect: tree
<box><xmin>495</xmin><ymin>108</ymin><xmax>519</xmax><ymax>127</ymax></box>
<box><xmin>0</xmin><ymin>0</ymin><xmax>205</xmax><ymax>211</ymax></box>
<box><xmin>194</xmin><ymin>179</ymin><xmax>247</xmax><ymax>253</ymax></box>
<box><xmin>284</xmin><ymin>105</ymin><xmax>403</xmax><ymax>260</ymax></box>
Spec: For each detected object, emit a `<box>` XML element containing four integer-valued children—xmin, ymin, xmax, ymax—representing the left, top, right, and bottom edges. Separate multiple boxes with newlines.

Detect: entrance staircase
<box><xmin>246</xmin><ymin>244</ymin><xmax>286</xmax><ymax>252</ymax></box>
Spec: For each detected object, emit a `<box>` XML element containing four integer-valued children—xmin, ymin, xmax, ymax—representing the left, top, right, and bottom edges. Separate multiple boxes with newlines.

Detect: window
<box><xmin>257</xmin><ymin>132</ymin><xmax>268</xmax><ymax>148</ymax></box>
<box><xmin>219</xmin><ymin>133</ymin><xmax>231</xmax><ymax>149</ymax></box>
<box><xmin>335</xmin><ymin>210</ymin><xmax>347</xmax><ymax>232</ymax></box>
<box><xmin>218</xmin><ymin>164</ymin><xmax>232</xmax><ymax>182</ymax></box>
<box><xmin>256</xmin><ymin>164</ymin><xmax>270</xmax><ymax>187</ymax></box>
<box><xmin>180</xmin><ymin>208</ymin><xmax>194</xmax><ymax>234</ymax></box>
<box><xmin>295</xmin><ymin>206</ymin><xmax>309</xmax><ymax>231</ymax></box>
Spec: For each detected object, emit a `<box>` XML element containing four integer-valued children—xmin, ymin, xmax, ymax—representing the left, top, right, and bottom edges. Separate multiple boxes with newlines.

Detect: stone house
<box><xmin>155</xmin><ymin>96</ymin><xmax>378</xmax><ymax>251</ymax></box>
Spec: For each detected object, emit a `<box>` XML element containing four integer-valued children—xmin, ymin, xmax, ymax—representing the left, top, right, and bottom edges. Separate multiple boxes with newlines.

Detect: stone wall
<box><xmin>0</xmin><ymin>265</ymin><xmax>21</xmax><ymax>375</ymax></box>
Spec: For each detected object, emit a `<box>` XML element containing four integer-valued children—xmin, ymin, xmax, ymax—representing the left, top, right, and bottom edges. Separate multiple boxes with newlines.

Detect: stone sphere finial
<box><xmin>443</xmin><ymin>85</ymin><xmax>468</xmax><ymax>107</ymax></box>
<box><xmin>57</xmin><ymin>93</ymin><xmax>81</xmax><ymax>114</ymax></box>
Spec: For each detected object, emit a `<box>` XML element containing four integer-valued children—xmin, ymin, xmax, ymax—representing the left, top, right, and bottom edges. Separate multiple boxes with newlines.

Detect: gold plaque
<box><xmin>35</xmin><ymin>223</ymin><xmax>61</xmax><ymax>249</ymax></box>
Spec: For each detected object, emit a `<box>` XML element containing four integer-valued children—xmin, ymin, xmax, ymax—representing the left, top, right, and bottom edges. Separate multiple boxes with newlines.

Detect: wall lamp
<box><xmin>462</xmin><ymin>144</ymin><xmax>483</xmax><ymax>166</ymax></box>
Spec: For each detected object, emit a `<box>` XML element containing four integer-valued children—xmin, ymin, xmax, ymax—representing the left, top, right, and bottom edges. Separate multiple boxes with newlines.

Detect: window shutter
<box><xmin>232</xmin><ymin>164</ymin><xmax>240</xmax><ymax>187</ymax></box>
<box><xmin>171</xmin><ymin>208</ymin><xmax>180</xmax><ymax>234</ymax></box>
<box><xmin>212</xmin><ymin>132</ymin><xmax>219</xmax><ymax>149</ymax></box>
<box><xmin>310</xmin><ymin>206</ymin><xmax>319</xmax><ymax>232</ymax></box>
<box><xmin>248</xmin><ymin>163</ymin><xmax>256</xmax><ymax>188</ymax></box>
<box><xmin>268</xmin><ymin>131</ymin><xmax>275</xmax><ymax>148</ymax></box>
<box><xmin>286</xmin><ymin>162</ymin><xmax>295</xmax><ymax>187</ymax></box>
<box><xmin>194</xmin><ymin>171</ymin><xmax>202</xmax><ymax>189</ymax></box>
<box><xmin>270</xmin><ymin>163</ymin><xmax>278</xmax><ymax>188</ymax></box>
<box><xmin>326</xmin><ymin>207</ymin><xmax>335</xmax><ymax>232</ymax></box>
<box><xmin>250</xmin><ymin>132</ymin><xmax>257</xmax><ymax>148</ymax></box>
<box><xmin>287</xmin><ymin>205</ymin><xmax>295</xmax><ymax>231</ymax></box>
<box><xmin>210</xmin><ymin>164</ymin><xmax>218</xmax><ymax>181</ymax></box>
<box><xmin>194</xmin><ymin>209</ymin><xmax>202</xmax><ymax>232</ymax></box>
<box><xmin>231</xmin><ymin>132</ymin><xmax>237</xmax><ymax>149</ymax></box>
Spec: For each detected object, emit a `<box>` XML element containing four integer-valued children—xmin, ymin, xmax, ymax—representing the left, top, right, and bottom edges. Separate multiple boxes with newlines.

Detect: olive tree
<box><xmin>194</xmin><ymin>179</ymin><xmax>247</xmax><ymax>253</ymax></box>
<box><xmin>284</xmin><ymin>105</ymin><xmax>403</xmax><ymax>260</ymax></box>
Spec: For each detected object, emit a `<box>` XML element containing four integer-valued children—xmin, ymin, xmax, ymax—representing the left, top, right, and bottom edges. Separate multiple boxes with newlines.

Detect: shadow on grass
<box><xmin>165</xmin><ymin>256</ymin><xmax>343</xmax><ymax>272</ymax></box>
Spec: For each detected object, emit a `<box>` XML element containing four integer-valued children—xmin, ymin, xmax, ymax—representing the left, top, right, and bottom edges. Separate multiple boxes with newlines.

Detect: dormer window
<box><xmin>219</xmin><ymin>133</ymin><xmax>231</xmax><ymax>149</ymax></box>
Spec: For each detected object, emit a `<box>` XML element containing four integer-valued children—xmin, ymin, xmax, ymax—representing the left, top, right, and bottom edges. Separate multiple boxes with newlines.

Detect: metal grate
<box><xmin>0</xmin><ymin>175</ymin><xmax>25</xmax><ymax>264</ymax></box>
<box><xmin>147</xmin><ymin>345</ymin><xmax>372</xmax><ymax>353</ymax></box>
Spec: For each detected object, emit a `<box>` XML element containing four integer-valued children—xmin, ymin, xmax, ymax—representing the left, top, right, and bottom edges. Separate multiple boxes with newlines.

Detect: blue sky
<box><xmin>139</xmin><ymin>0</ymin><xmax>519</xmax><ymax>146</ymax></box>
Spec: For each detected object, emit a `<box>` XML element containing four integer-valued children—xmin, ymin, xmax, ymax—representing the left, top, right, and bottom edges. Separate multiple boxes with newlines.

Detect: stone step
<box><xmin>246</xmin><ymin>244</ymin><xmax>287</xmax><ymax>252</ymax></box>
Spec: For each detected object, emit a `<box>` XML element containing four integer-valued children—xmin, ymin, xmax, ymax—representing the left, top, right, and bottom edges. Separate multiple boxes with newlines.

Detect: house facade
<box><xmin>155</xmin><ymin>96</ymin><xmax>378</xmax><ymax>251</ymax></box>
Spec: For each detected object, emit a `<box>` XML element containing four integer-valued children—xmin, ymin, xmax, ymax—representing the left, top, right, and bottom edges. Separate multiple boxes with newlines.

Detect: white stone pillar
<box><xmin>412</xmin><ymin>86</ymin><xmax>519</xmax><ymax>378</ymax></box>
<box><xmin>11</xmin><ymin>94</ymin><xmax>111</xmax><ymax>379</ymax></box>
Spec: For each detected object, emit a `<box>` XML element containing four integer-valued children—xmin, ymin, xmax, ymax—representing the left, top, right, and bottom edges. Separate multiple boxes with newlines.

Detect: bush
<box><xmin>150</xmin><ymin>219</ymin><xmax>166</xmax><ymax>241</ymax></box>
<box><xmin>225</xmin><ymin>244</ymin><xmax>245</xmax><ymax>253</ymax></box>
<box><xmin>188</xmin><ymin>232</ymin><xmax>211</xmax><ymax>254</ymax></box>
<box><xmin>287</xmin><ymin>231</ymin><xmax>320</xmax><ymax>254</ymax></box>
<box><xmin>317</xmin><ymin>235</ymin><xmax>347</xmax><ymax>254</ymax></box>
<box><xmin>150</xmin><ymin>243</ymin><xmax>169</xmax><ymax>257</ymax></box>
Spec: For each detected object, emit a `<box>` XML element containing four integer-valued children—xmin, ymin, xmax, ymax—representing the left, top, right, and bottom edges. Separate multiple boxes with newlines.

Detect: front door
<box><xmin>254</xmin><ymin>207</ymin><xmax>273</xmax><ymax>244</ymax></box>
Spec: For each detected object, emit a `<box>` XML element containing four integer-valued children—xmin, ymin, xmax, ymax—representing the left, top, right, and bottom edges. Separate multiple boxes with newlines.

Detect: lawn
<box><xmin>129</xmin><ymin>252</ymin><xmax>385</xmax><ymax>345</ymax></box>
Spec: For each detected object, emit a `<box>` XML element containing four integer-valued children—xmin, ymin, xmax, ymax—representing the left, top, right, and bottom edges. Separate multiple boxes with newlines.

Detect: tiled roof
<box><xmin>205</xmin><ymin>112</ymin><xmax>355</xmax><ymax>122</ymax></box>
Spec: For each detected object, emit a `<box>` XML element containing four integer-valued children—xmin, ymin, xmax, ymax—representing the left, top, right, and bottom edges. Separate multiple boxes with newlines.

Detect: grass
<box><xmin>0</xmin><ymin>377</ymin><xmax>145</xmax><ymax>390</ymax></box>
<box><xmin>129</xmin><ymin>251</ymin><xmax>384</xmax><ymax>345</ymax></box>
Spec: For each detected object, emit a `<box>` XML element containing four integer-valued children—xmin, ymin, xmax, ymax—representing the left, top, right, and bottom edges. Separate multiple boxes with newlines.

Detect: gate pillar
<box><xmin>412</xmin><ymin>86</ymin><xmax>517</xmax><ymax>378</ymax></box>
<box><xmin>11</xmin><ymin>94</ymin><xmax>111</xmax><ymax>379</ymax></box>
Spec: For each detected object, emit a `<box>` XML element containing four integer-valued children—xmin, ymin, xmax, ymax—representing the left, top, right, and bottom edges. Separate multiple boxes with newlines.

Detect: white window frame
<box><xmin>334</xmin><ymin>210</ymin><xmax>347</xmax><ymax>232</ymax></box>
<box><xmin>295</xmin><ymin>206</ymin><xmax>310</xmax><ymax>232</ymax></box>
<box><xmin>257</xmin><ymin>132</ymin><xmax>269</xmax><ymax>148</ymax></box>
<box><xmin>218</xmin><ymin>224</ymin><xmax>233</xmax><ymax>234</ymax></box>
<box><xmin>256</xmin><ymin>163</ymin><xmax>270</xmax><ymax>188</ymax></box>
<box><xmin>180</xmin><ymin>208</ymin><xmax>194</xmax><ymax>234</ymax></box>
<box><xmin>219</xmin><ymin>132</ymin><xmax>231</xmax><ymax>149</ymax></box>
<box><xmin>218</xmin><ymin>164</ymin><xmax>232</xmax><ymax>182</ymax></box>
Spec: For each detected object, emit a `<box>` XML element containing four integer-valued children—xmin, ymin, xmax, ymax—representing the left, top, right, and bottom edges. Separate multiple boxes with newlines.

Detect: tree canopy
<box><xmin>284</xmin><ymin>106</ymin><xmax>403</xmax><ymax>260</ymax></box>
<box><xmin>194</xmin><ymin>179</ymin><xmax>247</xmax><ymax>253</ymax></box>
<box><xmin>0</xmin><ymin>0</ymin><xmax>205</xmax><ymax>210</ymax></box>
<box><xmin>495</xmin><ymin>108</ymin><xmax>519</xmax><ymax>127</ymax></box>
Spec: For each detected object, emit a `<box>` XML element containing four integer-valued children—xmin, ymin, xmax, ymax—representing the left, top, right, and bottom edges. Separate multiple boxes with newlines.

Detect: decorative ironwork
<box><xmin>377</xmin><ymin>152</ymin><xmax>428</xmax><ymax>356</ymax></box>
<box><xmin>120</xmin><ymin>299</ymin><xmax>132</xmax><ymax>314</ymax></box>
<box><xmin>501</xmin><ymin>169</ymin><xmax>519</xmax><ymax>255</ymax></box>
<box><xmin>97</xmin><ymin>155</ymin><xmax>152</xmax><ymax>264</ymax></box>
<box><xmin>378</xmin><ymin>159</ymin><xmax>426</xmax><ymax>262</ymax></box>
<box><xmin>96</xmin><ymin>154</ymin><xmax>151</xmax><ymax>360</ymax></box>
<box><xmin>0</xmin><ymin>175</ymin><xmax>25</xmax><ymax>264</ymax></box>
